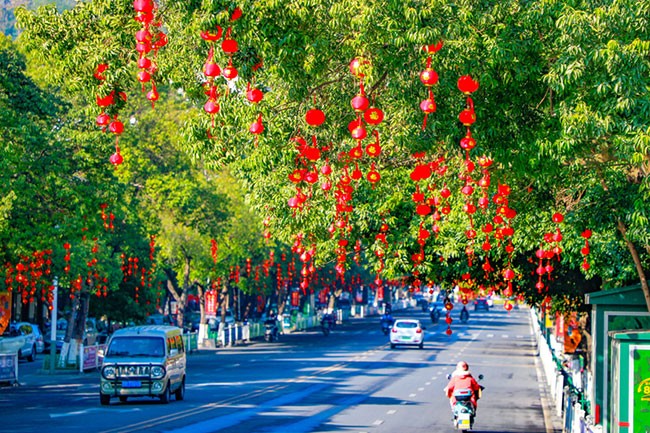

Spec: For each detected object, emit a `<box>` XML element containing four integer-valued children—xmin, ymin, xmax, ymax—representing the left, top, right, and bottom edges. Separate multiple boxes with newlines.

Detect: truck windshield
<box><xmin>106</xmin><ymin>336</ymin><xmax>165</xmax><ymax>357</ymax></box>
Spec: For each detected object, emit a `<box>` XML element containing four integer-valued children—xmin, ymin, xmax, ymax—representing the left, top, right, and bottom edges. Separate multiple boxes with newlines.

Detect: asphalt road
<box><xmin>0</xmin><ymin>305</ymin><xmax>562</xmax><ymax>433</ymax></box>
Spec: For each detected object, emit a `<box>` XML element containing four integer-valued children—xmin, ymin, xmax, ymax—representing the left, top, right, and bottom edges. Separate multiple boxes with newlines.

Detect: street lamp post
<box><xmin>49</xmin><ymin>277</ymin><xmax>58</xmax><ymax>374</ymax></box>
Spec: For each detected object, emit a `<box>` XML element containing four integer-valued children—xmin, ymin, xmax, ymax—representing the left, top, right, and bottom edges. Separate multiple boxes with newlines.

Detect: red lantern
<box><xmin>109</xmin><ymin>119</ymin><xmax>124</xmax><ymax>135</ymax></box>
<box><xmin>351</xmin><ymin>93</ymin><xmax>369</xmax><ymax>112</ymax></box>
<box><xmin>222</xmin><ymin>37</ymin><xmax>238</xmax><ymax>55</ymax></box>
<box><xmin>203</xmin><ymin>99</ymin><xmax>220</xmax><ymax>114</ymax></box>
<box><xmin>249</xmin><ymin>114</ymin><xmax>264</xmax><ymax>135</ymax></box>
<box><xmin>306</xmin><ymin>108</ymin><xmax>325</xmax><ymax>127</ymax></box>
<box><xmin>458</xmin><ymin>108</ymin><xmax>476</xmax><ymax>126</ymax></box>
<box><xmin>109</xmin><ymin>146</ymin><xmax>123</xmax><ymax>166</ymax></box>
<box><xmin>552</xmin><ymin>212</ymin><xmax>564</xmax><ymax>223</ymax></box>
<box><xmin>459</xmin><ymin>133</ymin><xmax>476</xmax><ymax>151</ymax></box>
<box><xmin>351</xmin><ymin>123</ymin><xmax>367</xmax><ymax>140</ymax></box>
<box><xmin>419</xmin><ymin>68</ymin><xmax>439</xmax><ymax>86</ymax></box>
<box><xmin>222</xmin><ymin>61</ymin><xmax>238</xmax><ymax>80</ymax></box>
<box><xmin>246</xmin><ymin>85</ymin><xmax>264</xmax><ymax>103</ymax></box>
<box><xmin>364</xmin><ymin>107</ymin><xmax>384</xmax><ymax>125</ymax></box>
<box><xmin>457</xmin><ymin>75</ymin><xmax>479</xmax><ymax>94</ymax></box>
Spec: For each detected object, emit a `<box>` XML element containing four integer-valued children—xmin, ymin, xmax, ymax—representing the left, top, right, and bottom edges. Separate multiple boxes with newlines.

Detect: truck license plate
<box><xmin>122</xmin><ymin>380</ymin><xmax>141</xmax><ymax>388</ymax></box>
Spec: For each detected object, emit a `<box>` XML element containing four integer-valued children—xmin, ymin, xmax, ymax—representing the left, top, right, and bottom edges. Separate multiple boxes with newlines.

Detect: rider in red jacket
<box><xmin>444</xmin><ymin>361</ymin><xmax>482</xmax><ymax>409</ymax></box>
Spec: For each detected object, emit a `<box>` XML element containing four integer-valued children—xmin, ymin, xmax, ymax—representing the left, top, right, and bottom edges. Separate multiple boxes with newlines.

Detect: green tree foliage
<box><xmin>11</xmin><ymin>0</ymin><xmax>650</xmax><ymax>313</ymax></box>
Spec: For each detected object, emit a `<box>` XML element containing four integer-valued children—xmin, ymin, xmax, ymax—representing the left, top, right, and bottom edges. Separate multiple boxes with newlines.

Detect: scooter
<box><xmin>380</xmin><ymin>314</ymin><xmax>393</xmax><ymax>335</ymax></box>
<box><xmin>321</xmin><ymin>313</ymin><xmax>335</xmax><ymax>336</ymax></box>
<box><xmin>430</xmin><ymin>307</ymin><xmax>441</xmax><ymax>323</ymax></box>
<box><xmin>264</xmin><ymin>319</ymin><xmax>279</xmax><ymax>342</ymax></box>
<box><xmin>448</xmin><ymin>374</ymin><xmax>484</xmax><ymax>432</ymax></box>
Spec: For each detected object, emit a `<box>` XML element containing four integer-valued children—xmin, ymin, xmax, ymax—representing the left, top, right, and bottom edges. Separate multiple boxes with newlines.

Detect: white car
<box><xmin>390</xmin><ymin>319</ymin><xmax>425</xmax><ymax>349</ymax></box>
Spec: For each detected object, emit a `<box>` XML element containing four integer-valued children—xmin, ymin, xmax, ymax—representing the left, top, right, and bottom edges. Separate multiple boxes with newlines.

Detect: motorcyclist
<box><xmin>444</xmin><ymin>361</ymin><xmax>482</xmax><ymax>410</ymax></box>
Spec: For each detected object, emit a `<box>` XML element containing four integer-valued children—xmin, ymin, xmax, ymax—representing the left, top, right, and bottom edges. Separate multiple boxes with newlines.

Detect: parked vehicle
<box><xmin>0</xmin><ymin>326</ymin><xmax>28</xmax><ymax>359</ymax></box>
<box><xmin>13</xmin><ymin>322</ymin><xmax>45</xmax><ymax>359</ymax></box>
<box><xmin>56</xmin><ymin>318</ymin><xmax>99</xmax><ymax>350</ymax></box>
<box><xmin>99</xmin><ymin>325</ymin><xmax>186</xmax><ymax>405</ymax></box>
<box><xmin>390</xmin><ymin>319</ymin><xmax>425</xmax><ymax>349</ymax></box>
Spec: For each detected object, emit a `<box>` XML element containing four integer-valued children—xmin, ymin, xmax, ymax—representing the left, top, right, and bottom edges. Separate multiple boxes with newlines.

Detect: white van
<box><xmin>99</xmin><ymin>326</ymin><xmax>186</xmax><ymax>405</ymax></box>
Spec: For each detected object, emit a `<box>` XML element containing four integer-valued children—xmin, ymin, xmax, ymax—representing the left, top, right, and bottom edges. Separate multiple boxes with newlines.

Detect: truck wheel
<box><xmin>100</xmin><ymin>393</ymin><xmax>110</xmax><ymax>406</ymax></box>
<box><xmin>175</xmin><ymin>378</ymin><xmax>185</xmax><ymax>401</ymax></box>
<box><xmin>159</xmin><ymin>382</ymin><xmax>171</xmax><ymax>404</ymax></box>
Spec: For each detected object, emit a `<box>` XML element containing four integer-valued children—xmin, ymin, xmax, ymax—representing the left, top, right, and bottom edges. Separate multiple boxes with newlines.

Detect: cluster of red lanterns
<box><xmin>94</xmin><ymin>64</ymin><xmax>127</xmax><ymax>167</ymax></box>
<box><xmin>200</xmin><ymin>7</ymin><xmax>244</xmax><ymax>136</ymax></box>
<box><xmin>133</xmin><ymin>0</ymin><xmax>167</xmax><ymax>108</ymax></box>
<box><xmin>99</xmin><ymin>203</ymin><xmax>115</xmax><ymax>231</ymax></box>
<box><xmin>580</xmin><ymin>229</ymin><xmax>592</xmax><ymax>270</ymax></box>
<box><xmin>419</xmin><ymin>42</ymin><xmax>442</xmax><ymax>129</ymax></box>
<box><xmin>3</xmin><ymin>251</ymin><xmax>52</xmax><ymax>305</ymax></box>
<box><xmin>373</xmin><ymin>220</ymin><xmax>390</xmax><ymax>299</ymax></box>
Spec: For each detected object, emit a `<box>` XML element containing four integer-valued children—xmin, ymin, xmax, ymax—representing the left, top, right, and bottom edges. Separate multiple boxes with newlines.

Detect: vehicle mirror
<box><xmin>478</xmin><ymin>374</ymin><xmax>484</xmax><ymax>380</ymax></box>
<box><xmin>446</xmin><ymin>374</ymin><xmax>452</xmax><ymax>380</ymax></box>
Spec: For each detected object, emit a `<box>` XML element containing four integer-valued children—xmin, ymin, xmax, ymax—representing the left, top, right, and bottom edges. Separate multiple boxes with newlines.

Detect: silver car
<box><xmin>11</xmin><ymin>322</ymin><xmax>45</xmax><ymax>361</ymax></box>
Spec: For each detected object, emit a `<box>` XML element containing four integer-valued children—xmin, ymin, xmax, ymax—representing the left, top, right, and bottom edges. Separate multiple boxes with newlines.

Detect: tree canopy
<box><xmin>4</xmin><ymin>0</ymin><xmax>650</xmax><ymax>315</ymax></box>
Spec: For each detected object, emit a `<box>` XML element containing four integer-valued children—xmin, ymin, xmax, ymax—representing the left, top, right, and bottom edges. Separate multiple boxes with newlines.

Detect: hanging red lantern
<box><xmin>349</xmin><ymin>57</ymin><xmax>369</xmax><ymax>78</ymax></box>
<box><xmin>306</xmin><ymin>108</ymin><xmax>325</xmax><ymax>127</ymax></box>
<box><xmin>246</xmin><ymin>84</ymin><xmax>264</xmax><ymax>103</ymax></box>
<box><xmin>457</xmin><ymin>75</ymin><xmax>479</xmax><ymax>94</ymax></box>
<box><xmin>552</xmin><ymin>212</ymin><xmax>564</xmax><ymax>223</ymax></box>
<box><xmin>249</xmin><ymin>113</ymin><xmax>264</xmax><ymax>135</ymax></box>
<box><xmin>367</xmin><ymin>163</ymin><xmax>380</xmax><ymax>185</ymax></box>
<box><xmin>459</xmin><ymin>133</ymin><xmax>476</xmax><ymax>151</ymax></box>
<box><xmin>458</xmin><ymin>107</ymin><xmax>476</xmax><ymax>126</ymax></box>
<box><xmin>419</xmin><ymin>67</ymin><xmax>439</xmax><ymax>86</ymax></box>
<box><xmin>222</xmin><ymin>36</ymin><xmax>239</xmax><ymax>55</ymax></box>
<box><xmin>350</xmin><ymin>123</ymin><xmax>367</xmax><ymax>140</ymax></box>
<box><xmin>364</xmin><ymin>107</ymin><xmax>384</xmax><ymax>125</ymax></box>
<box><xmin>351</xmin><ymin>92</ymin><xmax>369</xmax><ymax>112</ymax></box>
<box><xmin>222</xmin><ymin>58</ymin><xmax>238</xmax><ymax>80</ymax></box>
<box><xmin>110</xmin><ymin>146</ymin><xmax>124</xmax><ymax>166</ymax></box>
<box><xmin>108</xmin><ymin>119</ymin><xmax>124</xmax><ymax>135</ymax></box>
<box><xmin>203</xmin><ymin>99</ymin><xmax>220</xmax><ymax>115</ymax></box>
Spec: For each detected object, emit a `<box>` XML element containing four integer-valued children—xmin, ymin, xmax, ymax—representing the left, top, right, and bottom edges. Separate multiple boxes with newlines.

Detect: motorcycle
<box><xmin>447</xmin><ymin>374</ymin><xmax>484</xmax><ymax>432</ymax></box>
<box><xmin>430</xmin><ymin>306</ymin><xmax>441</xmax><ymax>323</ymax></box>
<box><xmin>321</xmin><ymin>313</ymin><xmax>335</xmax><ymax>336</ymax></box>
<box><xmin>264</xmin><ymin>319</ymin><xmax>279</xmax><ymax>342</ymax></box>
<box><xmin>380</xmin><ymin>314</ymin><xmax>394</xmax><ymax>335</ymax></box>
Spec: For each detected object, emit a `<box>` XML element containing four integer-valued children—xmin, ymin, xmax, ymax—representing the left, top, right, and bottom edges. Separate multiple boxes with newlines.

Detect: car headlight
<box><xmin>102</xmin><ymin>366</ymin><xmax>116</xmax><ymax>380</ymax></box>
<box><xmin>150</xmin><ymin>365</ymin><xmax>166</xmax><ymax>379</ymax></box>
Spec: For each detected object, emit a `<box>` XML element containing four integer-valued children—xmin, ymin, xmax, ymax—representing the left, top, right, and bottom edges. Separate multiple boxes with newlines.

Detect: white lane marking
<box><xmin>387</xmin><ymin>409</ymin><xmax>397</xmax><ymax>415</ymax></box>
<box><xmin>409</xmin><ymin>393</ymin><xmax>417</xmax><ymax>397</ymax></box>
<box><xmin>372</xmin><ymin>420</ymin><xmax>384</xmax><ymax>425</ymax></box>
<box><xmin>418</xmin><ymin>387</ymin><xmax>425</xmax><ymax>391</ymax></box>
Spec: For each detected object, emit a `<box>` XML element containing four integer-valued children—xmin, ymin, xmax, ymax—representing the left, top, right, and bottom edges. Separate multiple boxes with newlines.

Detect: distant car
<box><xmin>11</xmin><ymin>322</ymin><xmax>44</xmax><ymax>361</ymax></box>
<box><xmin>474</xmin><ymin>298</ymin><xmax>490</xmax><ymax>311</ymax></box>
<box><xmin>56</xmin><ymin>318</ymin><xmax>99</xmax><ymax>350</ymax></box>
<box><xmin>390</xmin><ymin>319</ymin><xmax>425</xmax><ymax>349</ymax></box>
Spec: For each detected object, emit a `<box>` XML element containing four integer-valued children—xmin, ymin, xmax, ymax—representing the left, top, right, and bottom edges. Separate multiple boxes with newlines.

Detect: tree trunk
<box><xmin>164</xmin><ymin>268</ymin><xmax>186</xmax><ymax>329</ymax></box>
<box><xmin>617</xmin><ymin>219</ymin><xmax>650</xmax><ymax>312</ymax></box>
